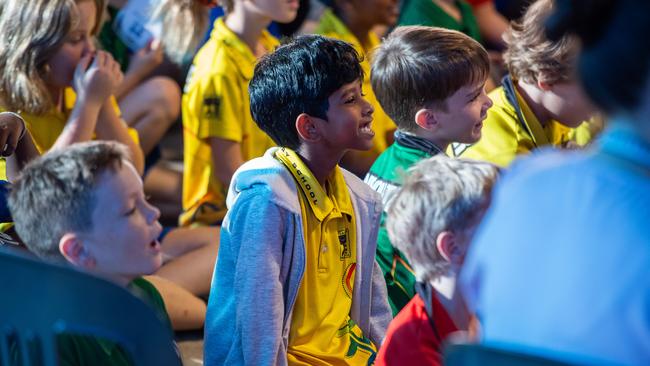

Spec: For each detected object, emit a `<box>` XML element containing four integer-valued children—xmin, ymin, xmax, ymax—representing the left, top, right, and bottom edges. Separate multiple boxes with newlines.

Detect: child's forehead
<box><xmin>330</xmin><ymin>79</ymin><xmax>364</xmax><ymax>96</ymax></box>
<box><xmin>93</xmin><ymin>163</ymin><xmax>141</xmax><ymax>202</ymax></box>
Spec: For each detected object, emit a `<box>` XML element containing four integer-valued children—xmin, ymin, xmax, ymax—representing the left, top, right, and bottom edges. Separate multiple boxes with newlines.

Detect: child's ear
<box><xmin>537</xmin><ymin>79</ymin><xmax>553</xmax><ymax>91</ymax></box>
<box><xmin>59</xmin><ymin>233</ymin><xmax>96</xmax><ymax>269</ymax></box>
<box><xmin>415</xmin><ymin>108</ymin><xmax>438</xmax><ymax>130</ymax></box>
<box><xmin>436</xmin><ymin>231</ymin><xmax>458</xmax><ymax>263</ymax></box>
<box><xmin>295</xmin><ymin>113</ymin><xmax>321</xmax><ymax>142</ymax></box>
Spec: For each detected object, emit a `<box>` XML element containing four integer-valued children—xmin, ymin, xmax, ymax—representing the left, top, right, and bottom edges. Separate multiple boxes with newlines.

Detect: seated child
<box><xmin>0</xmin><ymin>0</ymin><xmax>213</xmax><ymax>330</ymax></box>
<box><xmin>0</xmin><ymin>0</ymin><xmax>144</xmax><ymax>174</ymax></box>
<box><xmin>180</xmin><ymin>0</ymin><xmax>298</xmax><ymax>227</ymax></box>
<box><xmin>7</xmin><ymin>141</ymin><xmax>179</xmax><ymax>365</ymax></box>
<box><xmin>375</xmin><ymin>155</ymin><xmax>498</xmax><ymax>366</ymax></box>
<box><xmin>364</xmin><ymin>25</ymin><xmax>492</xmax><ymax>315</ymax></box>
<box><xmin>455</xmin><ymin>0</ymin><xmax>599</xmax><ymax>167</ymax></box>
<box><xmin>315</xmin><ymin>0</ymin><xmax>399</xmax><ymax>176</ymax></box>
<box><xmin>204</xmin><ymin>35</ymin><xmax>392</xmax><ymax>365</ymax></box>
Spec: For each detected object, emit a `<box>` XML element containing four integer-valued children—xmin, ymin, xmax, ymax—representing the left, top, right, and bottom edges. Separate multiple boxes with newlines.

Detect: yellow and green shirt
<box><xmin>457</xmin><ymin>78</ymin><xmax>599</xmax><ymax>166</ymax></box>
<box><xmin>275</xmin><ymin>148</ymin><xmax>377</xmax><ymax>366</ymax></box>
<box><xmin>315</xmin><ymin>10</ymin><xmax>396</xmax><ymax>158</ymax></box>
<box><xmin>180</xmin><ymin>18</ymin><xmax>277</xmax><ymax>227</ymax></box>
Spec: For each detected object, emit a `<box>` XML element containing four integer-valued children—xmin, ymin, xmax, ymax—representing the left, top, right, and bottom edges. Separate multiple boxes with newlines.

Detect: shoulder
<box><xmin>486</xmin><ymin>86</ymin><xmax>517</xmax><ymax>125</ymax></box>
<box><xmin>227</xmin><ymin>149</ymin><xmax>301</xmax><ymax>214</ymax></box>
<box><xmin>341</xmin><ymin>167</ymin><xmax>382</xmax><ymax>205</ymax></box>
<box><xmin>130</xmin><ymin>278</ymin><xmax>167</xmax><ymax>313</ymax></box>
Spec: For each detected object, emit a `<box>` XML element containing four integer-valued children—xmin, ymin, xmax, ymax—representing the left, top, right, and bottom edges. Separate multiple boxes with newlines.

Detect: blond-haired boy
<box><xmin>455</xmin><ymin>0</ymin><xmax>599</xmax><ymax>166</ymax></box>
<box><xmin>376</xmin><ymin>155</ymin><xmax>498</xmax><ymax>365</ymax></box>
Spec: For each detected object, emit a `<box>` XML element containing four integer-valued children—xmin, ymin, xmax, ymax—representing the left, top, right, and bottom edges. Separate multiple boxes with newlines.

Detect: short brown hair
<box><xmin>504</xmin><ymin>0</ymin><xmax>579</xmax><ymax>84</ymax></box>
<box><xmin>371</xmin><ymin>26</ymin><xmax>489</xmax><ymax>132</ymax></box>
<box><xmin>8</xmin><ymin>141</ymin><xmax>129</xmax><ymax>263</ymax></box>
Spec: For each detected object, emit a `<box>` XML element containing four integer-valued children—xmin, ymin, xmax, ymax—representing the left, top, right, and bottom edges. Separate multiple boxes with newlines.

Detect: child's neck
<box><xmin>339</xmin><ymin>13</ymin><xmax>374</xmax><ymax>51</ymax></box>
<box><xmin>430</xmin><ymin>274</ymin><xmax>470</xmax><ymax>329</ymax></box>
<box><xmin>295</xmin><ymin>145</ymin><xmax>343</xmax><ymax>187</ymax></box>
<box><xmin>102</xmin><ymin>272</ymin><xmax>132</xmax><ymax>288</ymax></box>
<box><xmin>225</xmin><ymin>8</ymin><xmax>272</xmax><ymax>58</ymax></box>
<box><xmin>48</xmin><ymin>86</ymin><xmax>64</xmax><ymax>113</ymax></box>
<box><xmin>411</xmin><ymin>129</ymin><xmax>450</xmax><ymax>153</ymax></box>
<box><xmin>516</xmin><ymin>79</ymin><xmax>552</xmax><ymax>127</ymax></box>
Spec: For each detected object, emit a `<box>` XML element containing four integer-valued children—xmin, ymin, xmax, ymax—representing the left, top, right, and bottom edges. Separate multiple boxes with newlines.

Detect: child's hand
<box><xmin>0</xmin><ymin>112</ymin><xmax>26</xmax><ymax>157</ymax></box>
<box><xmin>127</xmin><ymin>39</ymin><xmax>164</xmax><ymax>78</ymax></box>
<box><xmin>73</xmin><ymin>51</ymin><xmax>124</xmax><ymax>105</ymax></box>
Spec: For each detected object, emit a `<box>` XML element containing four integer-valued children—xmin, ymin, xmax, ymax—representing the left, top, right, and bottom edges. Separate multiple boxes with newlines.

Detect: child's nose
<box><xmin>144</xmin><ymin>202</ymin><xmax>161</xmax><ymax>224</ymax></box>
<box><xmin>364</xmin><ymin>99</ymin><xmax>374</xmax><ymax>116</ymax></box>
<box><xmin>82</xmin><ymin>38</ymin><xmax>95</xmax><ymax>56</ymax></box>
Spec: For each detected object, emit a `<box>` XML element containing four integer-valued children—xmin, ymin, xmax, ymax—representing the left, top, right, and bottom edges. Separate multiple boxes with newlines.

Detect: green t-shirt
<box><xmin>399</xmin><ymin>0</ymin><xmax>482</xmax><ymax>42</ymax></box>
<box><xmin>57</xmin><ymin>277</ymin><xmax>171</xmax><ymax>366</ymax></box>
<box><xmin>363</xmin><ymin>131</ymin><xmax>443</xmax><ymax>315</ymax></box>
<box><xmin>97</xmin><ymin>6</ymin><xmax>131</xmax><ymax>72</ymax></box>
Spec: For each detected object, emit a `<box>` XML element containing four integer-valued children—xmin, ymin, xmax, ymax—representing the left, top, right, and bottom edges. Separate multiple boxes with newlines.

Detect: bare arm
<box><xmin>95</xmin><ymin>99</ymin><xmax>145</xmax><ymax>174</ymax></box>
<box><xmin>0</xmin><ymin>112</ymin><xmax>39</xmax><ymax>181</ymax></box>
<box><xmin>208</xmin><ymin>137</ymin><xmax>245</xmax><ymax>188</ymax></box>
<box><xmin>114</xmin><ymin>41</ymin><xmax>164</xmax><ymax>100</ymax></box>
<box><xmin>5</xmin><ymin>132</ymin><xmax>39</xmax><ymax>182</ymax></box>
<box><xmin>472</xmin><ymin>1</ymin><xmax>509</xmax><ymax>49</ymax></box>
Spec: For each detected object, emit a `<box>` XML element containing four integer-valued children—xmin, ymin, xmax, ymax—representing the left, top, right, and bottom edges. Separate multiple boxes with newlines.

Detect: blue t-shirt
<box><xmin>461</xmin><ymin>121</ymin><xmax>650</xmax><ymax>364</ymax></box>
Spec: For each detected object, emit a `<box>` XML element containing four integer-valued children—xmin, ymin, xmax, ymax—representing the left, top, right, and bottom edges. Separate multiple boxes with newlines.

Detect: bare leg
<box><xmin>144</xmin><ymin>275</ymin><xmax>206</xmax><ymax>331</ymax></box>
<box><xmin>119</xmin><ymin>76</ymin><xmax>181</xmax><ymax>155</ymax></box>
<box><xmin>156</xmin><ymin>226</ymin><xmax>220</xmax><ymax>296</ymax></box>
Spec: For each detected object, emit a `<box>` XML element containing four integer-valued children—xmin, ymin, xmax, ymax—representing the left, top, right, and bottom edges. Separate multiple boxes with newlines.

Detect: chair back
<box><xmin>0</xmin><ymin>247</ymin><xmax>181</xmax><ymax>366</ymax></box>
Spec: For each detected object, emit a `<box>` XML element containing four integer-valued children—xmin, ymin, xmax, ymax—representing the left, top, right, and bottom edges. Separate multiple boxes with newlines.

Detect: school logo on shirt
<box><xmin>202</xmin><ymin>96</ymin><xmax>221</xmax><ymax>119</ymax></box>
<box><xmin>338</xmin><ymin>228</ymin><xmax>351</xmax><ymax>260</ymax></box>
<box><xmin>342</xmin><ymin>263</ymin><xmax>356</xmax><ymax>298</ymax></box>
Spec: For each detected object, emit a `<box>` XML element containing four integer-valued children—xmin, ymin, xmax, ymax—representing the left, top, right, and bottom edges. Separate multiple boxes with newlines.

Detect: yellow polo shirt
<box><xmin>275</xmin><ymin>148</ymin><xmax>377</xmax><ymax>365</ymax></box>
<box><xmin>180</xmin><ymin>18</ymin><xmax>277</xmax><ymax>227</ymax></box>
<box><xmin>315</xmin><ymin>10</ymin><xmax>396</xmax><ymax>157</ymax></box>
<box><xmin>0</xmin><ymin>88</ymin><xmax>137</xmax><ymax>180</ymax></box>
<box><xmin>458</xmin><ymin>85</ymin><xmax>598</xmax><ymax>167</ymax></box>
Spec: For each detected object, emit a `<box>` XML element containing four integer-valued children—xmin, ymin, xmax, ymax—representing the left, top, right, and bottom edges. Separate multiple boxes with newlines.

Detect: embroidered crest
<box><xmin>338</xmin><ymin>228</ymin><xmax>350</xmax><ymax>259</ymax></box>
<box><xmin>202</xmin><ymin>96</ymin><xmax>221</xmax><ymax>119</ymax></box>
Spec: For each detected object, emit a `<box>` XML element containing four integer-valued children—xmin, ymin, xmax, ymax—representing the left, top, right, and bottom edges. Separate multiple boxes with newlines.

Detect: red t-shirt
<box><xmin>466</xmin><ymin>0</ymin><xmax>491</xmax><ymax>6</ymax></box>
<box><xmin>375</xmin><ymin>293</ymin><xmax>459</xmax><ymax>366</ymax></box>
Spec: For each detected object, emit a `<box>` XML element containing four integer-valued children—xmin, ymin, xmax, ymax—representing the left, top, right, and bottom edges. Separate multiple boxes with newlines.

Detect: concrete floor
<box><xmin>176</xmin><ymin>330</ymin><xmax>204</xmax><ymax>366</ymax></box>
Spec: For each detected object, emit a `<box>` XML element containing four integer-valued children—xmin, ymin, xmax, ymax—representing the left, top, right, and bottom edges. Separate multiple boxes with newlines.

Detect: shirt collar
<box><xmin>274</xmin><ymin>147</ymin><xmax>353</xmax><ymax>221</ymax></box>
<box><xmin>211</xmin><ymin>17</ymin><xmax>277</xmax><ymax>80</ymax></box>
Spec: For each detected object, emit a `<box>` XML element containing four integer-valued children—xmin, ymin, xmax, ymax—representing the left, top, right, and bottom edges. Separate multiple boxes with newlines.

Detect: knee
<box><xmin>144</xmin><ymin>76</ymin><xmax>181</xmax><ymax>121</ymax></box>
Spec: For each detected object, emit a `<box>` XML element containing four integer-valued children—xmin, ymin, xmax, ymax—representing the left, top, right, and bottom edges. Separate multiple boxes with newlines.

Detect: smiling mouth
<box><xmin>359</xmin><ymin>120</ymin><xmax>374</xmax><ymax>137</ymax></box>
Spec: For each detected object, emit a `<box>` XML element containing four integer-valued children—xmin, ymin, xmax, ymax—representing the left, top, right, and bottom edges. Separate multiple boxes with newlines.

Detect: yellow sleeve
<box><xmin>193</xmin><ymin>72</ymin><xmax>243</xmax><ymax>142</ymax></box>
<box><xmin>127</xmin><ymin>127</ymin><xmax>140</xmax><ymax>147</ymax></box>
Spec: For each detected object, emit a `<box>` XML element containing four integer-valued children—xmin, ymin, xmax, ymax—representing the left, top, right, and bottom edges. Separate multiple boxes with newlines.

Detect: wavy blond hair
<box><xmin>151</xmin><ymin>0</ymin><xmax>210</xmax><ymax>65</ymax></box>
<box><xmin>0</xmin><ymin>0</ymin><xmax>103</xmax><ymax>114</ymax></box>
<box><xmin>504</xmin><ymin>0</ymin><xmax>579</xmax><ymax>84</ymax></box>
<box><xmin>386</xmin><ymin>156</ymin><xmax>498</xmax><ymax>282</ymax></box>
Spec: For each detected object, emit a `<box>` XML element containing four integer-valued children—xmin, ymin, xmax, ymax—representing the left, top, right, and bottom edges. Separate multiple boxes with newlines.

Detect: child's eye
<box><xmin>124</xmin><ymin>207</ymin><xmax>137</xmax><ymax>216</ymax></box>
<box><xmin>345</xmin><ymin>96</ymin><xmax>356</xmax><ymax>104</ymax></box>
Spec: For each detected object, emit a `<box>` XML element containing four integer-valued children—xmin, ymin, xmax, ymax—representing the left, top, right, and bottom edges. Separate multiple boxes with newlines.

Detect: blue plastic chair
<box><xmin>0</xmin><ymin>247</ymin><xmax>181</xmax><ymax>366</ymax></box>
<box><xmin>444</xmin><ymin>338</ymin><xmax>577</xmax><ymax>366</ymax></box>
